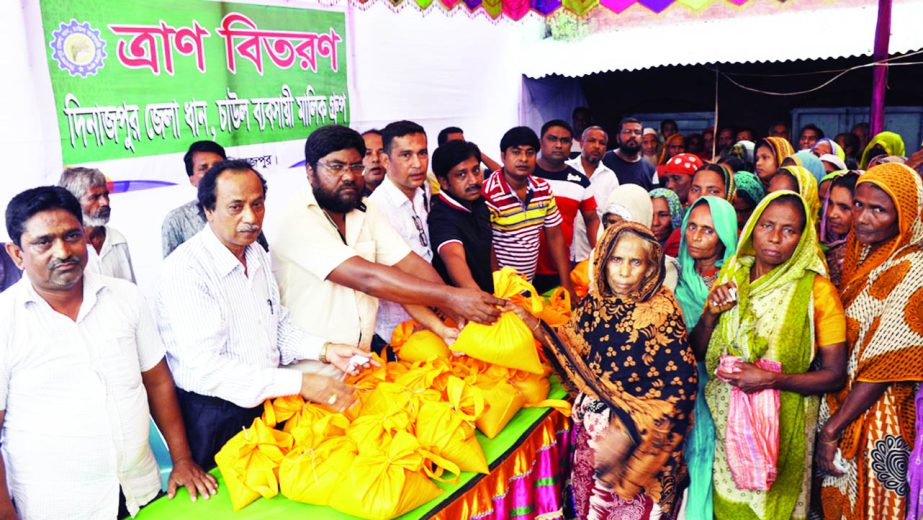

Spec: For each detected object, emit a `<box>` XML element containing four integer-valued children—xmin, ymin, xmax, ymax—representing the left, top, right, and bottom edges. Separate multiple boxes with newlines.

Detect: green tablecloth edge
<box><xmin>137</xmin><ymin>377</ymin><xmax>567</xmax><ymax>520</ymax></box>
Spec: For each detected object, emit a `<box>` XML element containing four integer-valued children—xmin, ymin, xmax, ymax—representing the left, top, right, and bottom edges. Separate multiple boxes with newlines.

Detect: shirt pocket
<box><xmin>97</xmin><ymin>334</ymin><xmax>144</xmax><ymax>390</ymax></box>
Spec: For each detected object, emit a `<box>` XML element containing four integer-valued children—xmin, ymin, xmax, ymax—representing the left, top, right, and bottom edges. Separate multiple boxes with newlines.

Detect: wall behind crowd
<box><xmin>2</xmin><ymin>0</ymin><xmax>541</xmax><ymax>294</ymax></box>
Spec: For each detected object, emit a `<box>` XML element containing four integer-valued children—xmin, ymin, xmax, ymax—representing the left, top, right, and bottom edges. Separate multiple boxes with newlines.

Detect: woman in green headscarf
<box><xmin>859</xmin><ymin>131</ymin><xmax>905</xmax><ymax>169</ymax></box>
<box><xmin>733</xmin><ymin>171</ymin><xmax>765</xmax><ymax>230</ymax></box>
<box><xmin>675</xmin><ymin>196</ymin><xmax>739</xmax><ymax>520</ymax></box>
<box><xmin>695</xmin><ymin>191</ymin><xmax>848</xmax><ymax>520</ymax></box>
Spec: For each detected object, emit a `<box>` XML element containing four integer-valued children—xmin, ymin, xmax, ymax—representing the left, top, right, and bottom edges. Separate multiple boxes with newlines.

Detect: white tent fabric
<box><xmin>522</xmin><ymin>0</ymin><xmax>923</xmax><ymax>78</ymax></box>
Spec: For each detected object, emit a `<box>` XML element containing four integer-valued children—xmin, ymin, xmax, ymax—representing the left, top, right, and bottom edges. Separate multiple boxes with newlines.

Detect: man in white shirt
<box><xmin>59</xmin><ymin>167</ymin><xmax>136</xmax><ymax>283</ymax></box>
<box><xmin>566</xmin><ymin>126</ymin><xmax>619</xmax><ymax>262</ymax></box>
<box><xmin>273</xmin><ymin>125</ymin><xmax>502</xmax><ymax>357</ymax></box>
<box><xmin>0</xmin><ymin>186</ymin><xmax>214</xmax><ymax>519</ymax></box>
<box><xmin>156</xmin><ymin>160</ymin><xmax>367</xmax><ymax>469</ymax></box>
<box><xmin>368</xmin><ymin>121</ymin><xmax>458</xmax><ymax>351</ymax></box>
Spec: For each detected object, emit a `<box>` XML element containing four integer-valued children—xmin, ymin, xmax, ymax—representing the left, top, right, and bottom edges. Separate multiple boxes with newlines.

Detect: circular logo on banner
<box><xmin>50</xmin><ymin>20</ymin><xmax>107</xmax><ymax>78</ymax></box>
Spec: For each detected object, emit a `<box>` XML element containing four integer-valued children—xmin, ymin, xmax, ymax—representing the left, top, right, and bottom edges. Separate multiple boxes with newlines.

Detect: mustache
<box><xmin>465</xmin><ymin>184</ymin><xmax>483</xmax><ymax>193</ymax></box>
<box><xmin>49</xmin><ymin>256</ymin><xmax>81</xmax><ymax>270</ymax></box>
<box><xmin>237</xmin><ymin>224</ymin><xmax>260</xmax><ymax>233</ymax></box>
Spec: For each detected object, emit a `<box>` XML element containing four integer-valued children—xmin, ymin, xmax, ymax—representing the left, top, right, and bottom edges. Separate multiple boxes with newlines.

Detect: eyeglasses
<box><xmin>411</xmin><ymin>214</ymin><xmax>428</xmax><ymax>247</ymax></box>
<box><xmin>317</xmin><ymin>160</ymin><xmax>365</xmax><ymax>175</ymax></box>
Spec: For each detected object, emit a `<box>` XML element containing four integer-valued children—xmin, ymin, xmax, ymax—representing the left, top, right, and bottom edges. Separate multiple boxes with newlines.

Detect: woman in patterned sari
<box><xmin>512</xmin><ymin>221</ymin><xmax>698</xmax><ymax>519</ymax></box>
<box><xmin>817</xmin><ymin>163</ymin><xmax>923</xmax><ymax>520</ymax></box>
<box><xmin>695</xmin><ymin>191</ymin><xmax>847</xmax><ymax>519</ymax></box>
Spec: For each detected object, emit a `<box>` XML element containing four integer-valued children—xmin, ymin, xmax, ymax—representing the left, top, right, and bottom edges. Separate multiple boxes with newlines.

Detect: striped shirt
<box><xmin>482</xmin><ymin>170</ymin><xmax>562</xmax><ymax>281</ymax></box>
<box><xmin>155</xmin><ymin>226</ymin><xmax>324</xmax><ymax>409</ymax></box>
<box><xmin>532</xmin><ymin>164</ymin><xmax>596</xmax><ymax>275</ymax></box>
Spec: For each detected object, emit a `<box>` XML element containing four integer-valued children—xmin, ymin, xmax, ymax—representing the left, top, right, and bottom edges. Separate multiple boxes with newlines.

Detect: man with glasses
<box><xmin>601</xmin><ymin>116</ymin><xmax>656</xmax><ymax>190</ymax></box>
<box><xmin>272</xmin><ymin>125</ymin><xmax>502</xmax><ymax>362</ymax></box>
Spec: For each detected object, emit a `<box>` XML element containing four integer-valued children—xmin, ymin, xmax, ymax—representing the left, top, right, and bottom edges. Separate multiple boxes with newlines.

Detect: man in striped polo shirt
<box><xmin>482</xmin><ymin>127</ymin><xmax>576</xmax><ymax>299</ymax></box>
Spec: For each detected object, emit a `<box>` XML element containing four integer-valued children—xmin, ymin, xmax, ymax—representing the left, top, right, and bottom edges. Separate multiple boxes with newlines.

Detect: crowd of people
<box><xmin>0</xmin><ymin>112</ymin><xmax>922</xmax><ymax>520</ymax></box>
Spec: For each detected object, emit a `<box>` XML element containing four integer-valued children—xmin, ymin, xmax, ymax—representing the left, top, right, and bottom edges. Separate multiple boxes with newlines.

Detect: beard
<box><xmin>619</xmin><ymin>140</ymin><xmax>641</xmax><ymax>155</ymax></box>
<box><xmin>82</xmin><ymin>207</ymin><xmax>110</xmax><ymax>227</ymax></box>
<box><xmin>312</xmin><ymin>182</ymin><xmax>362</xmax><ymax>213</ymax></box>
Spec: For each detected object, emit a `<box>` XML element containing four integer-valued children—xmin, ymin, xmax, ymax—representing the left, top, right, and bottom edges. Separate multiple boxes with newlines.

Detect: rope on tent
<box><xmin>711</xmin><ymin>49</ymin><xmax>923</xmax><ymax>96</ymax></box>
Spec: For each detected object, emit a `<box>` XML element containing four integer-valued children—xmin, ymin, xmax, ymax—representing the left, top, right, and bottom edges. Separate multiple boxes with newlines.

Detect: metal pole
<box><xmin>870</xmin><ymin>0</ymin><xmax>892</xmax><ymax>136</ymax></box>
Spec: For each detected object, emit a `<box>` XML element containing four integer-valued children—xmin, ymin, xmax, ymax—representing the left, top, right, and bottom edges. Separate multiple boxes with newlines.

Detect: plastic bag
<box><xmin>475</xmin><ymin>380</ymin><xmax>525</xmax><ymax>439</ymax></box>
<box><xmin>415</xmin><ymin>399</ymin><xmax>489</xmax><ymax>474</ymax></box>
<box><xmin>570</xmin><ymin>259</ymin><xmax>590</xmax><ymax>298</ymax></box>
<box><xmin>279</xmin><ymin>413</ymin><xmax>354</xmax><ymax>505</ymax></box>
<box><xmin>214</xmin><ymin>417</ymin><xmax>294</xmax><ymax>511</ymax></box>
<box><xmin>261</xmin><ymin>395</ymin><xmax>306</xmax><ymax>429</ymax></box>
<box><xmin>721</xmin><ymin>355</ymin><xmax>781</xmax><ymax>491</ymax></box>
<box><xmin>539</xmin><ymin>287</ymin><xmax>571</xmax><ymax>329</ymax></box>
<box><xmin>452</xmin><ymin>311</ymin><xmax>544</xmax><ymax>374</ymax></box>
<box><xmin>396</xmin><ymin>330</ymin><xmax>452</xmax><ymax>363</ymax></box>
<box><xmin>330</xmin><ymin>431</ymin><xmax>443</xmax><ymax>520</ymax></box>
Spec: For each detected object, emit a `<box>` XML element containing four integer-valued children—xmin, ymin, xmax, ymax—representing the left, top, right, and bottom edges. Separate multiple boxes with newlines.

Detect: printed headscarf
<box><xmin>778</xmin><ymin>165</ymin><xmax>820</xmax><ymax>221</ymax></box>
<box><xmin>734</xmin><ymin>171</ymin><xmax>765</xmax><ymax>206</ymax></box>
<box><xmin>859</xmin><ymin>131</ymin><xmax>906</xmax><ymax>169</ymax></box>
<box><xmin>661</xmin><ymin>152</ymin><xmax>704</xmax><ymax>177</ymax></box>
<box><xmin>650</xmin><ymin>188</ymin><xmax>684</xmax><ymax>231</ymax></box>
<box><xmin>730</xmin><ymin>140</ymin><xmax>755</xmax><ymax>165</ymax></box>
<box><xmin>758</xmin><ymin>137</ymin><xmax>796</xmax><ymax>167</ymax></box>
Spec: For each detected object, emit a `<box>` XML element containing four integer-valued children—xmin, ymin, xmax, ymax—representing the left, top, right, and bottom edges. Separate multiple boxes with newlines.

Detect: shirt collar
<box><xmin>567</xmin><ymin>156</ymin><xmax>614</xmax><ymax>178</ymax></box>
<box><xmin>438</xmin><ymin>191</ymin><xmax>472</xmax><ymax>213</ymax></box>
<box><xmin>19</xmin><ymin>269</ymin><xmax>108</xmax><ymax>320</ymax></box>
<box><xmin>200</xmin><ymin>226</ymin><xmax>260</xmax><ymax>278</ymax></box>
<box><xmin>379</xmin><ymin>176</ymin><xmax>426</xmax><ymax>210</ymax></box>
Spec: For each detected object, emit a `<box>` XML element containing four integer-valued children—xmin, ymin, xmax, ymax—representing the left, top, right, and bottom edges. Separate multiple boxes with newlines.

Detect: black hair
<box><xmin>766</xmin><ymin>193</ymin><xmax>807</xmax><ymax>232</ymax></box>
<box><xmin>736</xmin><ymin>127</ymin><xmax>756</xmax><ymax>138</ymax></box>
<box><xmin>834</xmin><ymin>132</ymin><xmax>861</xmax><ymax>158</ymax></box>
<box><xmin>183</xmin><ymin>141</ymin><xmax>227</xmax><ymax>177</ymax></box>
<box><xmin>437</xmin><ymin>126</ymin><xmax>464</xmax><ymax>147</ymax></box>
<box><xmin>381</xmin><ymin>120</ymin><xmax>426</xmax><ymax>155</ymax></box>
<box><xmin>361</xmin><ymin>128</ymin><xmax>381</xmax><ymax>138</ymax></box>
<box><xmin>432</xmin><ymin>140</ymin><xmax>482</xmax><ymax>180</ymax></box>
<box><xmin>721</xmin><ymin>156</ymin><xmax>747</xmax><ymax>173</ymax></box>
<box><xmin>800</xmin><ymin>124</ymin><xmax>825</xmax><ymax>139</ymax></box>
<box><xmin>303</xmin><ymin>124</ymin><xmax>366</xmax><ymax>172</ymax></box>
<box><xmin>618</xmin><ymin>117</ymin><xmax>642</xmax><ymax>133</ymax></box>
<box><xmin>572</xmin><ymin>106</ymin><xmax>590</xmax><ymax>117</ymax></box>
<box><xmin>197</xmin><ymin>159</ymin><xmax>268</xmax><ymax>212</ymax></box>
<box><xmin>831</xmin><ymin>171</ymin><xmax>861</xmax><ymax>194</ymax></box>
<box><xmin>5</xmin><ymin>186</ymin><xmax>83</xmax><ymax>247</ymax></box>
<box><xmin>660</xmin><ymin>119</ymin><xmax>677</xmax><ymax>130</ymax></box>
<box><xmin>499</xmin><ymin>126</ymin><xmax>540</xmax><ymax>153</ymax></box>
<box><xmin>774</xmin><ymin>169</ymin><xmax>799</xmax><ymax>190</ymax></box>
<box><xmin>540</xmin><ymin>119</ymin><xmax>573</xmax><ymax>139</ymax></box>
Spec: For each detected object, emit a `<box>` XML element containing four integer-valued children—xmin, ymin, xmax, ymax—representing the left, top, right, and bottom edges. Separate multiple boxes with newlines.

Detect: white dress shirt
<box><xmin>566</xmin><ymin>156</ymin><xmax>620</xmax><ymax>261</ymax></box>
<box><xmin>366</xmin><ymin>176</ymin><xmax>433</xmax><ymax>342</ymax></box>
<box><xmin>0</xmin><ymin>272</ymin><xmax>164</xmax><ymax>518</ymax></box>
<box><xmin>85</xmin><ymin>226</ymin><xmax>136</xmax><ymax>283</ymax></box>
<box><xmin>155</xmin><ymin>227</ymin><xmax>324</xmax><ymax>409</ymax></box>
<box><xmin>272</xmin><ymin>189</ymin><xmax>411</xmax><ymax>352</ymax></box>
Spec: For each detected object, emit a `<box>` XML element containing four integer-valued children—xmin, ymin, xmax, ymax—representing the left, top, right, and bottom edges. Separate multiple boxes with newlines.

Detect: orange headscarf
<box><xmin>839</xmin><ymin>163</ymin><xmax>923</xmax><ymax>306</ymax></box>
<box><xmin>658</xmin><ymin>134</ymin><xmax>686</xmax><ymax>165</ymax></box>
<box><xmin>757</xmin><ymin>137</ymin><xmax>796</xmax><ymax>167</ymax></box>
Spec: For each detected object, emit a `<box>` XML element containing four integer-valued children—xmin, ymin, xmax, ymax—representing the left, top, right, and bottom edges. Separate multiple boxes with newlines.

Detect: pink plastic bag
<box><xmin>719</xmin><ymin>355</ymin><xmax>781</xmax><ymax>491</ymax></box>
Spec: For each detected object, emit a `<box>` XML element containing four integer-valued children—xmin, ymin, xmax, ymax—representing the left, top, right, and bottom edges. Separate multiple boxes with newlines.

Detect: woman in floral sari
<box><xmin>695</xmin><ymin>191</ymin><xmax>847</xmax><ymax>519</ymax></box>
<box><xmin>817</xmin><ymin>164</ymin><xmax>923</xmax><ymax>520</ymax></box>
<box><xmin>513</xmin><ymin>222</ymin><xmax>697</xmax><ymax>519</ymax></box>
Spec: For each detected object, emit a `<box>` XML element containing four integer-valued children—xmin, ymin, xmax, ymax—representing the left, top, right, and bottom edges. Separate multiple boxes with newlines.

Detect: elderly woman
<box><xmin>859</xmin><ymin>131</ymin><xmax>905</xmax><ymax>169</ymax></box>
<box><xmin>659</xmin><ymin>133</ymin><xmax>687</xmax><ymax>166</ymax></box>
<box><xmin>514</xmin><ymin>222</ymin><xmax>697</xmax><ymax>519</ymax></box>
<box><xmin>675</xmin><ymin>196</ymin><xmax>739</xmax><ymax>520</ymax></box>
<box><xmin>817</xmin><ymin>164</ymin><xmax>923</xmax><ymax>520</ymax></box>
<box><xmin>754</xmin><ymin>137</ymin><xmax>796</xmax><ymax>187</ymax></box>
<box><xmin>696</xmin><ymin>191</ymin><xmax>847</xmax><ymax>519</ymax></box>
